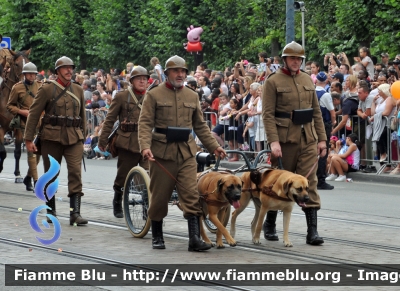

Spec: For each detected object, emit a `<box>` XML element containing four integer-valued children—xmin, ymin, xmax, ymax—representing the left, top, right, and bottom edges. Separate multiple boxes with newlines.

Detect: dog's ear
<box><xmin>283</xmin><ymin>180</ymin><xmax>293</xmax><ymax>194</ymax></box>
<box><xmin>250</xmin><ymin>170</ymin><xmax>261</xmax><ymax>186</ymax></box>
<box><xmin>217</xmin><ymin>179</ymin><xmax>225</xmax><ymax>193</ymax></box>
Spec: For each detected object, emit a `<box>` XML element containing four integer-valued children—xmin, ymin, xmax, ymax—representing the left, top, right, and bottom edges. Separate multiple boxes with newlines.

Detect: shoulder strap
<box><xmin>49</xmin><ymin>80</ymin><xmax>81</xmax><ymax>107</ymax></box>
<box><xmin>48</xmin><ymin>84</ymin><xmax>70</xmax><ymax>114</ymax></box>
<box><xmin>127</xmin><ymin>87</ymin><xmax>142</xmax><ymax>109</ymax></box>
<box><xmin>16</xmin><ymin>84</ymin><xmax>32</xmax><ymax>109</ymax></box>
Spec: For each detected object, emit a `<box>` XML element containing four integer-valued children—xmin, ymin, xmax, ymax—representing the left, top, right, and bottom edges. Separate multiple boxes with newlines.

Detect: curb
<box><xmin>219</xmin><ymin>161</ymin><xmax>400</xmax><ymax>185</ymax></box>
<box><xmin>4</xmin><ymin>146</ymin><xmax>399</xmax><ymax>185</ymax></box>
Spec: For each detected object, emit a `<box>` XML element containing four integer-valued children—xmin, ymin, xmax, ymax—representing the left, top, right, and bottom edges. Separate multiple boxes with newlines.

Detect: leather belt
<box><xmin>275</xmin><ymin>111</ymin><xmax>291</xmax><ymax>119</ymax></box>
<box><xmin>155</xmin><ymin>127</ymin><xmax>168</xmax><ymax>134</ymax></box>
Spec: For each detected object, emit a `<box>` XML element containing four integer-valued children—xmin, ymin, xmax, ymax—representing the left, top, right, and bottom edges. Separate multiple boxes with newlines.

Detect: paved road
<box><xmin>1</xmin><ymin>152</ymin><xmax>399</xmax><ymax>290</ymax></box>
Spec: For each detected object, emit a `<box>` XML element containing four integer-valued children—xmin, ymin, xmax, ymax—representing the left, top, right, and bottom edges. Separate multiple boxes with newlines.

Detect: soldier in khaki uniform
<box><xmin>98</xmin><ymin>66</ymin><xmax>149</xmax><ymax>218</ymax></box>
<box><xmin>262</xmin><ymin>42</ymin><xmax>327</xmax><ymax>245</ymax></box>
<box><xmin>6</xmin><ymin>62</ymin><xmax>41</xmax><ymax>191</ymax></box>
<box><xmin>24</xmin><ymin>56</ymin><xmax>88</xmax><ymax>226</ymax></box>
<box><xmin>139</xmin><ymin>55</ymin><xmax>226</xmax><ymax>251</ymax></box>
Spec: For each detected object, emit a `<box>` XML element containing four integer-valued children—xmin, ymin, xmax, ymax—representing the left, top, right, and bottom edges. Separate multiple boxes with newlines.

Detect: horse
<box><xmin>0</xmin><ymin>48</ymin><xmax>31</xmax><ymax>182</ymax></box>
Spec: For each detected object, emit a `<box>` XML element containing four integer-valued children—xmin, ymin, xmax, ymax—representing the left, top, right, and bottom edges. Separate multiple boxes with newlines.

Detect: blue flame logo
<box><xmin>29</xmin><ymin>155</ymin><xmax>61</xmax><ymax>245</ymax></box>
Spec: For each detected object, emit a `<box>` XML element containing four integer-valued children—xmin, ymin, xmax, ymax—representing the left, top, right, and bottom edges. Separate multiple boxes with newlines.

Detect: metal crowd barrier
<box><xmin>211</xmin><ymin>112</ymin><xmax>269</xmax><ymax>162</ymax></box>
<box><xmin>202</xmin><ymin>109</ymin><xmax>399</xmax><ymax>172</ymax></box>
<box><xmin>202</xmin><ymin>112</ymin><xmax>218</xmax><ymax>131</ymax></box>
<box><xmin>85</xmin><ymin>109</ymin><xmax>107</xmax><ymax>136</ymax></box>
<box><xmin>335</xmin><ymin>114</ymin><xmax>399</xmax><ymax>175</ymax></box>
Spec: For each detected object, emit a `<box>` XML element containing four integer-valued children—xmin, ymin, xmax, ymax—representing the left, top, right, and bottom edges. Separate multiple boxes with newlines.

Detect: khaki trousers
<box><xmin>27</xmin><ymin>150</ymin><xmax>40</xmax><ymax>180</ymax></box>
<box><xmin>114</xmin><ymin>148</ymin><xmax>148</xmax><ymax>192</ymax></box>
<box><xmin>148</xmin><ymin>155</ymin><xmax>202</xmax><ymax>221</ymax></box>
<box><xmin>41</xmin><ymin>141</ymin><xmax>84</xmax><ymax>197</ymax></box>
<box><xmin>270</xmin><ymin>131</ymin><xmax>321</xmax><ymax>209</ymax></box>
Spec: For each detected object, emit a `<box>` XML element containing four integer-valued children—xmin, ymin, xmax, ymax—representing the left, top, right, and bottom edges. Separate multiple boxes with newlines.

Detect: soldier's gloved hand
<box><xmin>270</xmin><ymin>141</ymin><xmax>282</xmax><ymax>158</ymax></box>
<box><xmin>142</xmin><ymin>149</ymin><xmax>155</xmax><ymax>162</ymax></box>
<box><xmin>213</xmin><ymin>147</ymin><xmax>226</xmax><ymax>160</ymax></box>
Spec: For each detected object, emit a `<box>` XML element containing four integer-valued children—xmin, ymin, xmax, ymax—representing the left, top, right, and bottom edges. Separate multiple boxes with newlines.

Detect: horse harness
<box><xmin>1</xmin><ymin>50</ymin><xmax>28</xmax><ymax>91</ymax></box>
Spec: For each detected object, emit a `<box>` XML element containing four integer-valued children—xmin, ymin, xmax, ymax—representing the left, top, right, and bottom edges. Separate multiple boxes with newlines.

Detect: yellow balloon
<box><xmin>391</xmin><ymin>81</ymin><xmax>400</xmax><ymax>100</ymax></box>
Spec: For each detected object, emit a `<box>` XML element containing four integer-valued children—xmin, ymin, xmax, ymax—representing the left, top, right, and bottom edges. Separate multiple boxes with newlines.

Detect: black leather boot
<box><xmin>113</xmin><ymin>191</ymin><xmax>123</xmax><ymax>218</ymax></box>
<box><xmin>46</xmin><ymin>196</ymin><xmax>56</xmax><ymax>223</ymax></box>
<box><xmin>187</xmin><ymin>216</ymin><xmax>212</xmax><ymax>252</ymax></box>
<box><xmin>33</xmin><ymin>180</ymin><xmax>37</xmax><ymax>193</ymax></box>
<box><xmin>23</xmin><ymin>176</ymin><xmax>33</xmax><ymax>191</ymax></box>
<box><xmin>263</xmin><ymin>210</ymin><xmax>279</xmax><ymax>241</ymax></box>
<box><xmin>304</xmin><ymin>208</ymin><xmax>324</xmax><ymax>245</ymax></box>
<box><xmin>151</xmin><ymin>220</ymin><xmax>165</xmax><ymax>249</ymax></box>
<box><xmin>70</xmin><ymin>194</ymin><xmax>89</xmax><ymax>226</ymax></box>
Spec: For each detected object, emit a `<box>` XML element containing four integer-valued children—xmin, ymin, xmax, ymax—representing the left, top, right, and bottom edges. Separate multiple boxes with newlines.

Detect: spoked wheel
<box><xmin>204</xmin><ymin>206</ymin><xmax>231</xmax><ymax>234</ymax></box>
<box><xmin>123</xmin><ymin>166</ymin><xmax>151</xmax><ymax>238</ymax></box>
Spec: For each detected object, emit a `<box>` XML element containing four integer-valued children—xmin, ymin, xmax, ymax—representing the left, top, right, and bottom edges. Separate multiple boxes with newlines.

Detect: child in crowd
<box><xmin>228</xmin><ymin>98</ymin><xmax>240</xmax><ymax>162</ymax></box>
<box><xmin>329</xmin><ymin>136</ymin><xmax>339</xmax><ymax>155</ymax></box>
<box><xmin>256</xmin><ymin>52</ymin><xmax>269</xmax><ymax>83</ymax></box>
<box><xmin>326</xmin><ymin>133</ymin><xmax>360</xmax><ymax>182</ymax></box>
<box><xmin>212</xmin><ymin>93</ymin><xmax>231</xmax><ymax>147</ymax></box>
<box><xmin>243</xmin><ymin>117</ymin><xmax>255</xmax><ymax>151</ymax></box>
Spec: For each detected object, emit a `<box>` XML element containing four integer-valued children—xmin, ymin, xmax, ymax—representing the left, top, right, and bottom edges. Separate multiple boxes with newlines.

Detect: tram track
<box><xmin>1</xmin><ymin>204</ymin><xmax>400</xmax><ymax>267</ymax></box>
<box><xmin>1</xmin><ymin>178</ymin><xmax>400</xmax><ymax>267</ymax></box>
<box><xmin>1</xmin><ymin>187</ymin><xmax>399</xmax><ymax>226</ymax></box>
<box><xmin>0</xmin><ymin>237</ymin><xmax>255</xmax><ymax>291</ymax></box>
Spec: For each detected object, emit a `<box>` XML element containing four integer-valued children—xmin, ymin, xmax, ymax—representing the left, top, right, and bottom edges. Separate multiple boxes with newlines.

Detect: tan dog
<box><xmin>230</xmin><ymin>169</ymin><xmax>309</xmax><ymax>247</ymax></box>
<box><xmin>197</xmin><ymin>171</ymin><xmax>242</xmax><ymax>248</ymax></box>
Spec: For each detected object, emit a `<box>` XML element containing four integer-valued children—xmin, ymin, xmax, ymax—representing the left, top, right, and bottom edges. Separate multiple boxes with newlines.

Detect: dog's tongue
<box><xmin>232</xmin><ymin>200</ymin><xmax>240</xmax><ymax>209</ymax></box>
<box><xmin>298</xmin><ymin>202</ymin><xmax>306</xmax><ymax>208</ymax></box>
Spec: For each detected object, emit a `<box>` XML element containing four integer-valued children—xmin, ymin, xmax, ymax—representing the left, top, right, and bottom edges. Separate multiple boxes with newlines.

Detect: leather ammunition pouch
<box><xmin>43</xmin><ymin>114</ymin><xmax>82</xmax><ymax>127</ymax></box>
<box><xmin>155</xmin><ymin>127</ymin><xmax>191</xmax><ymax>142</ymax></box>
<box><xmin>73</xmin><ymin>116</ymin><xmax>81</xmax><ymax>127</ymax></box>
<box><xmin>120</xmin><ymin>121</ymin><xmax>138</xmax><ymax>132</ymax></box>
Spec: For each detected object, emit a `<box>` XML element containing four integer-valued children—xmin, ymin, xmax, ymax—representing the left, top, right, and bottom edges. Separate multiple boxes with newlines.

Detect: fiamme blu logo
<box><xmin>29</xmin><ymin>155</ymin><xmax>61</xmax><ymax>245</ymax></box>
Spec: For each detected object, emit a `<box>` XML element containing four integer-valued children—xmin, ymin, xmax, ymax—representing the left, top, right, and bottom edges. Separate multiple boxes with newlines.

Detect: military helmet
<box><xmin>164</xmin><ymin>55</ymin><xmax>188</xmax><ymax>73</ymax></box>
<box><xmin>281</xmin><ymin>41</ymin><xmax>305</xmax><ymax>59</ymax></box>
<box><xmin>22</xmin><ymin>62</ymin><xmax>38</xmax><ymax>74</ymax></box>
<box><xmin>129</xmin><ymin>66</ymin><xmax>150</xmax><ymax>81</ymax></box>
<box><xmin>54</xmin><ymin>56</ymin><xmax>75</xmax><ymax>71</ymax></box>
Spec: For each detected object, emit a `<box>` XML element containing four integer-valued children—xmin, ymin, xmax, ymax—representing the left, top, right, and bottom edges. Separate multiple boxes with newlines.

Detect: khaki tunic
<box><xmin>139</xmin><ymin>83</ymin><xmax>220</xmax><ymax>220</ymax></box>
<box><xmin>262</xmin><ymin>69</ymin><xmax>327</xmax><ymax>209</ymax></box>
<box><xmin>7</xmin><ymin>81</ymin><xmax>40</xmax><ymax>128</ymax></box>
<box><xmin>98</xmin><ymin>89</ymin><xmax>148</xmax><ymax>191</ymax></box>
<box><xmin>7</xmin><ymin>80</ymin><xmax>41</xmax><ymax>180</ymax></box>
<box><xmin>99</xmin><ymin>90</ymin><xmax>142</xmax><ymax>154</ymax></box>
<box><xmin>24</xmin><ymin>81</ymin><xmax>86</xmax><ymax>144</ymax></box>
<box><xmin>24</xmin><ymin>81</ymin><xmax>86</xmax><ymax>197</ymax></box>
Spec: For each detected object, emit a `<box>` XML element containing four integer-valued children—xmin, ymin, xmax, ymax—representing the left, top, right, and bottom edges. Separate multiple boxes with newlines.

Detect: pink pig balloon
<box><xmin>184</xmin><ymin>25</ymin><xmax>205</xmax><ymax>53</ymax></box>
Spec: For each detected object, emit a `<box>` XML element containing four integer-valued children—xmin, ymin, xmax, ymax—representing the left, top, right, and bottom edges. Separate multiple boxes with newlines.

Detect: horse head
<box><xmin>9</xmin><ymin>48</ymin><xmax>31</xmax><ymax>83</ymax></box>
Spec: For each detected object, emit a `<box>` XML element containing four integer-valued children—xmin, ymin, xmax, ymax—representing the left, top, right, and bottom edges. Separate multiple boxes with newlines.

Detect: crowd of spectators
<box><xmin>183</xmin><ymin>48</ymin><xmax>400</xmax><ymax>177</ymax></box>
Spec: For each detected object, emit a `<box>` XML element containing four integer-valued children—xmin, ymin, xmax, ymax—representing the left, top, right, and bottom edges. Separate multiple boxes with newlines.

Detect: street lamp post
<box><xmin>294</xmin><ymin>1</ymin><xmax>306</xmax><ymax>70</ymax></box>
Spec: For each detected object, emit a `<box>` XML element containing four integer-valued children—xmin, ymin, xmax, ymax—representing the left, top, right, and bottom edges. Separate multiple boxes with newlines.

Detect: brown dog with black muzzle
<box><xmin>197</xmin><ymin>171</ymin><xmax>242</xmax><ymax>248</ymax></box>
<box><xmin>230</xmin><ymin>169</ymin><xmax>309</xmax><ymax>247</ymax></box>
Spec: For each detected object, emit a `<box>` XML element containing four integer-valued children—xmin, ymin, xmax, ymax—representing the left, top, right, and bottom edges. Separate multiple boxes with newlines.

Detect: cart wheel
<box><xmin>204</xmin><ymin>206</ymin><xmax>231</xmax><ymax>234</ymax></box>
<box><xmin>123</xmin><ymin>166</ymin><xmax>151</xmax><ymax>238</ymax></box>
